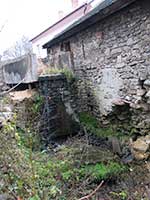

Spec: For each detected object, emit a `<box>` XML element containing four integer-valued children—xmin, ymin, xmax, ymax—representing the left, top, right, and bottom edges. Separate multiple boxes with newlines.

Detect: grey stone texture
<box><xmin>0</xmin><ymin>61</ymin><xmax>4</xmax><ymax>91</ymax></box>
<box><xmin>38</xmin><ymin>74</ymin><xmax>78</xmax><ymax>143</ymax></box>
<box><xmin>47</xmin><ymin>0</ymin><xmax>150</xmax><ymax>133</ymax></box>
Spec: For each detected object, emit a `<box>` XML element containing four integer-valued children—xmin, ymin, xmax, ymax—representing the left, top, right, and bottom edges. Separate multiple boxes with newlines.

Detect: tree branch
<box><xmin>0</xmin><ymin>20</ymin><xmax>7</xmax><ymax>33</ymax></box>
<box><xmin>78</xmin><ymin>180</ymin><xmax>104</xmax><ymax>200</ymax></box>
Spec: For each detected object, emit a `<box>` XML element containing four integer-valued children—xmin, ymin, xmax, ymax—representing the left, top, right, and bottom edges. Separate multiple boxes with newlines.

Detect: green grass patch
<box><xmin>78</xmin><ymin>161</ymin><xmax>127</xmax><ymax>182</ymax></box>
<box><xmin>79</xmin><ymin>112</ymin><xmax>126</xmax><ymax>138</ymax></box>
<box><xmin>79</xmin><ymin>112</ymin><xmax>99</xmax><ymax>129</ymax></box>
<box><xmin>1</xmin><ymin>111</ymin><xmax>127</xmax><ymax>199</ymax></box>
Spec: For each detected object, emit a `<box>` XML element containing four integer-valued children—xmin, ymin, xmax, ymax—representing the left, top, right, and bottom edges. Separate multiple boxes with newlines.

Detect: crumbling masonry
<box><xmin>45</xmin><ymin>0</ymin><xmax>150</xmax><ymax>134</ymax></box>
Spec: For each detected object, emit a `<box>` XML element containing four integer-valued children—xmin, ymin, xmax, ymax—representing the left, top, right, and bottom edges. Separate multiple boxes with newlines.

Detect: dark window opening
<box><xmin>81</xmin><ymin>40</ymin><xmax>86</xmax><ymax>59</ymax></box>
<box><xmin>60</xmin><ymin>41</ymin><xmax>71</xmax><ymax>52</ymax></box>
<box><xmin>88</xmin><ymin>104</ymin><xmax>94</xmax><ymax>112</ymax></box>
<box><xmin>139</xmin><ymin>79</ymin><xmax>145</xmax><ymax>89</ymax></box>
<box><xmin>47</xmin><ymin>48</ymin><xmax>51</xmax><ymax>54</ymax></box>
<box><xmin>47</xmin><ymin>48</ymin><xmax>55</xmax><ymax>55</ymax></box>
<box><xmin>87</xmin><ymin>92</ymin><xmax>91</xmax><ymax>97</ymax></box>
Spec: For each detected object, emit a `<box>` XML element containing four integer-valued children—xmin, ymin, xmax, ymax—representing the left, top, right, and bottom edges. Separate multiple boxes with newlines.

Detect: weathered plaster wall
<box><xmin>47</xmin><ymin>0</ymin><xmax>150</xmax><ymax>133</ymax></box>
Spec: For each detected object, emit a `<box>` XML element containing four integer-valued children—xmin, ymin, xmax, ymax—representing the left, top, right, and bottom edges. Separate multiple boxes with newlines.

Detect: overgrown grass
<box><xmin>79</xmin><ymin>112</ymin><xmax>127</xmax><ymax>138</ymax></box>
<box><xmin>30</xmin><ymin>152</ymin><xmax>127</xmax><ymax>198</ymax></box>
<box><xmin>0</xmin><ymin>117</ymin><xmax>127</xmax><ymax>199</ymax></box>
<box><xmin>79</xmin><ymin>162</ymin><xmax>127</xmax><ymax>182</ymax></box>
<box><xmin>79</xmin><ymin>112</ymin><xmax>99</xmax><ymax>129</ymax></box>
<box><xmin>0</xmin><ymin>103</ymin><xmax>128</xmax><ymax>200</ymax></box>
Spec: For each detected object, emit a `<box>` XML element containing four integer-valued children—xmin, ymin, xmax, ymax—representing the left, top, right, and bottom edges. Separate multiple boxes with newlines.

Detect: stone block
<box><xmin>127</xmin><ymin>38</ymin><xmax>135</xmax><ymax>46</ymax></box>
<box><xmin>131</xmin><ymin>136</ymin><xmax>150</xmax><ymax>161</ymax></box>
<box><xmin>133</xmin><ymin>151</ymin><xmax>149</xmax><ymax>161</ymax></box>
<box><xmin>132</xmin><ymin>138</ymin><xmax>149</xmax><ymax>153</ymax></box>
<box><xmin>136</xmin><ymin>89</ymin><xmax>146</xmax><ymax>96</ymax></box>
<box><xmin>144</xmin><ymin>79</ymin><xmax>150</xmax><ymax>87</ymax></box>
<box><xmin>145</xmin><ymin>90</ymin><xmax>150</xmax><ymax>98</ymax></box>
<box><xmin>111</xmin><ymin>48</ymin><xmax>122</xmax><ymax>55</ymax></box>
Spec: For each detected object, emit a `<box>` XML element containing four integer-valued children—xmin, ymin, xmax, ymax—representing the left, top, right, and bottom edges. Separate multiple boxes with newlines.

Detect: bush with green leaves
<box><xmin>31</xmin><ymin>94</ymin><xmax>44</xmax><ymax>114</ymax></box>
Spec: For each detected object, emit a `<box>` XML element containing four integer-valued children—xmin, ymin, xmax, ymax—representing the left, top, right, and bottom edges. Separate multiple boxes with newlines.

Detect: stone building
<box><xmin>43</xmin><ymin>0</ymin><xmax>150</xmax><ymax>133</ymax></box>
<box><xmin>0</xmin><ymin>57</ymin><xmax>5</xmax><ymax>92</ymax></box>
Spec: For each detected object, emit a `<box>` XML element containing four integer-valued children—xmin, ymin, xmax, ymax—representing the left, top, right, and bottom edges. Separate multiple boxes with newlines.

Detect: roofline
<box><xmin>30</xmin><ymin>3</ymin><xmax>87</xmax><ymax>42</ymax></box>
<box><xmin>1</xmin><ymin>53</ymin><xmax>34</xmax><ymax>66</ymax></box>
<box><xmin>43</xmin><ymin>0</ymin><xmax>136</xmax><ymax>49</ymax></box>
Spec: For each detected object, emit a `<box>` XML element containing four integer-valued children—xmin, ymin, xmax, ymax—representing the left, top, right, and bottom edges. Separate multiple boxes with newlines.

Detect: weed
<box><xmin>0</xmin><ymin>119</ymin><xmax>127</xmax><ymax>199</ymax></box>
<box><xmin>29</xmin><ymin>195</ymin><xmax>40</xmax><ymax>200</ymax></box>
<box><xmin>62</xmin><ymin>170</ymin><xmax>74</xmax><ymax>181</ymax></box>
<box><xmin>42</xmin><ymin>67</ymin><xmax>75</xmax><ymax>82</ymax></box>
<box><xmin>79</xmin><ymin>112</ymin><xmax>99</xmax><ymax>129</ymax></box>
<box><xmin>78</xmin><ymin>162</ymin><xmax>127</xmax><ymax>182</ymax></box>
<box><xmin>110</xmin><ymin>190</ymin><xmax>128</xmax><ymax>200</ymax></box>
<box><xmin>79</xmin><ymin>112</ymin><xmax>126</xmax><ymax>139</ymax></box>
<box><xmin>32</xmin><ymin>94</ymin><xmax>44</xmax><ymax>114</ymax></box>
<box><xmin>62</xmin><ymin>67</ymin><xmax>75</xmax><ymax>82</ymax></box>
<box><xmin>0</xmin><ymin>108</ymin><xmax>127</xmax><ymax>199</ymax></box>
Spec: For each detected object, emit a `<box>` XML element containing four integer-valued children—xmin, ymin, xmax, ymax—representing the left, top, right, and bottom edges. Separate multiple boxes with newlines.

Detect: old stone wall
<box><xmin>0</xmin><ymin>61</ymin><xmax>4</xmax><ymax>91</ymax></box>
<box><xmin>47</xmin><ymin>0</ymin><xmax>150</xmax><ymax>134</ymax></box>
<box><xmin>38</xmin><ymin>74</ymin><xmax>78</xmax><ymax>144</ymax></box>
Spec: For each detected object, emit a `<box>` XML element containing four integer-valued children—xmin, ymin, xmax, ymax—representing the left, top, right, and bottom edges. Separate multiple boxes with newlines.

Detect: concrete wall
<box><xmin>3</xmin><ymin>54</ymin><xmax>38</xmax><ymax>84</ymax></box>
<box><xmin>47</xmin><ymin>0</ymin><xmax>150</xmax><ymax>133</ymax></box>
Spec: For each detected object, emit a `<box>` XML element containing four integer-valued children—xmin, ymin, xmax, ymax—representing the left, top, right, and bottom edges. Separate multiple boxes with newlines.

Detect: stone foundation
<box><xmin>38</xmin><ymin>74</ymin><xmax>78</xmax><ymax>144</ymax></box>
<box><xmin>0</xmin><ymin>62</ymin><xmax>5</xmax><ymax>91</ymax></box>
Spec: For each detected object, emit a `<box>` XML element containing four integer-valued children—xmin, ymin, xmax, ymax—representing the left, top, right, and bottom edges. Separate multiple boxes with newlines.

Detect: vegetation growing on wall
<box><xmin>42</xmin><ymin>67</ymin><xmax>75</xmax><ymax>82</ymax></box>
<box><xmin>31</xmin><ymin>94</ymin><xmax>44</xmax><ymax>114</ymax></box>
<box><xmin>79</xmin><ymin>112</ymin><xmax>125</xmax><ymax>138</ymax></box>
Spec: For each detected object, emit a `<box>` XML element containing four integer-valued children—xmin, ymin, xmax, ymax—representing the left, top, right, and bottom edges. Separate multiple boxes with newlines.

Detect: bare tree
<box><xmin>0</xmin><ymin>20</ymin><xmax>7</xmax><ymax>33</ymax></box>
<box><xmin>0</xmin><ymin>20</ymin><xmax>8</xmax><ymax>59</ymax></box>
<box><xmin>2</xmin><ymin>36</ymin><xmax>33</xmax><ymax>61</ymax></box>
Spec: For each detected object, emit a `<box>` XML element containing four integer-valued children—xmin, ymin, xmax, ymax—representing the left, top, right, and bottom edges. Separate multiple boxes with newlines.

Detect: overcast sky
<box><xmin>0</xmin><ymin>0</ymin><xmax>86</xmax><ymax>54</ymax></box>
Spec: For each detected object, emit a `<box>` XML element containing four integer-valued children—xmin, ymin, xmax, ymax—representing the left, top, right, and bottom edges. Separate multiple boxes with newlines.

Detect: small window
<box><xmin>60</xmin><ymin>41</ymin><xmax>71</xmax><ymax>52</ymax></box>
<box><xmin>47</xmin><ymin>48</ymin><xmax>51</xmax><ymax>54</ymax></box>
<box><xmin>88</xmin><ymin>104</ymin><xmax>94</xmax><ymax>112</ymax></box>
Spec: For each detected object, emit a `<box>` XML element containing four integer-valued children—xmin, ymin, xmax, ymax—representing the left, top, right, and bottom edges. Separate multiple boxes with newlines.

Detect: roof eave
<box><xmin>30</xmin><ymin>3</ymin><xmax>87</xmax><ymax>43</ymax></box>
<box><xmin>43</xmin><ymin>0</ymin><xmax>136</xmax><ymax>49</ymax></box>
